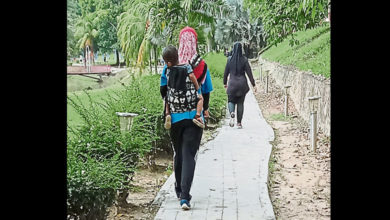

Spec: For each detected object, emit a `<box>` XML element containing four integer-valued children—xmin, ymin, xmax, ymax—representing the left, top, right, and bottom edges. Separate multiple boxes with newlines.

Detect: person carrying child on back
<box><xmin>178</xmin><ymin>26</ymin><xmax>213</xmax><ymax>124</ymax></box>
<box><xmin>162</xmin><ymin>45</ymin><xmax>205</xmax><ymax>129</ymax></box>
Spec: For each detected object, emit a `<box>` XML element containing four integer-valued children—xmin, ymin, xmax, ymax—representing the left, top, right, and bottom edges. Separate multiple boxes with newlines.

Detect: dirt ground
<box><xmin>105</xmin><ymin>123</ymin><xmax>220</xmax><ymax>220</ymax></box>
<box><xmin>105</xmin><ymin>150</ymin><xmax>171</xmax><ymax>220</ymax></box>
<box><xmin>253</xmin><ymin>76</ymin><xmax>331</xmax><ymax>220</ymax></box>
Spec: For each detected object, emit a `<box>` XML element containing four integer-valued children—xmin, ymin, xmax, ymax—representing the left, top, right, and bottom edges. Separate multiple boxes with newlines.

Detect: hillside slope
<box><xmin>262</xmin><ymin>24</ymin><xmax>330</xmax><ymax>78</ymax></box>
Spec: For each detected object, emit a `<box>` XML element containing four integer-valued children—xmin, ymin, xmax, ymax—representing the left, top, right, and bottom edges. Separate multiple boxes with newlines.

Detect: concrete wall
<box><xmin>259</xmin><ymin>57</ymin><xmax>330</xmax><ymax>136</ymax></box>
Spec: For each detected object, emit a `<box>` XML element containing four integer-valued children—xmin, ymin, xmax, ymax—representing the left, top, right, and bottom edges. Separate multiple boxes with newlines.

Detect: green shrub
<box><xmin>67</xmin><ymin>148</ymin><xmax>128</xmax><ymax>219</ymax></box>
<box><xmin>67</xmin><ymin>74</ymin><xmax>167</xmax><ymax>219</ymax></box>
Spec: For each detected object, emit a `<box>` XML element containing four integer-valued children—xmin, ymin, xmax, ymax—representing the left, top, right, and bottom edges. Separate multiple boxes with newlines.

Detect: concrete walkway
<box><xmin>153</xmin><ymin>88</ymin><xmax>276</xmax><ymax>220</ymax></box>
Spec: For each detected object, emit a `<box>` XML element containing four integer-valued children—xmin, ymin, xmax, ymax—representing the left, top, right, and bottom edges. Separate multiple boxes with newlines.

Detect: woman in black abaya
<box><xmin>223</xmin><ymin>42</ymin><xmax>256</xmax><ymax>128</ymax></box>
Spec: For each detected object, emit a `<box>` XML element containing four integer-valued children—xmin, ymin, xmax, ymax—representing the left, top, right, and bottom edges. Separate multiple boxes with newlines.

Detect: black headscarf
<box><xmin>228</xmin><ymin>42</ymin><xmax>244</xmax><ymax>74</ymax></box>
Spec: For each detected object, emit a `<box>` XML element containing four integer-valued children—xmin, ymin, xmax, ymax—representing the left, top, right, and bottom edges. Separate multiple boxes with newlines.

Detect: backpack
<box><xmin>166</xmin><ymin>66</ymin><xmax>198</xmax><ymax>114</ymax></box>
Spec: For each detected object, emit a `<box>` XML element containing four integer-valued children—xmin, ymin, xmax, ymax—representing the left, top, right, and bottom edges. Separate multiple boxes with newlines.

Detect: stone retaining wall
<box><xmin>258</xmin><ymin>57</ymin><xmax>330</xmax><ymax>136</ymax></box>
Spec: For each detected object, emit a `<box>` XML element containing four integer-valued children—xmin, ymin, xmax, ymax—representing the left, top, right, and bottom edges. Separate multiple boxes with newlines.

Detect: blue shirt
<box><xmin>160</xmin><ymin>64</ymin><xmax>211</xmax><ymax>124</ymax></box>
<box><xmin>202</xmin><ymin>69</ymin><xmax>214</xmax><ymax>94</ymax></box>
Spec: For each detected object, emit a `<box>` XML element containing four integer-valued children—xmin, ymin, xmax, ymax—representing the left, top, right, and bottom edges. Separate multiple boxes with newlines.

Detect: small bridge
<box><xmin>67</xmin><ymin>45</ymin><xmax>112</xmax><ymax>82</ymax></box>
<box><xmin>67</xmin><ymin>65</ymin><xmax>112</xmax><ymax>82</ymax></box>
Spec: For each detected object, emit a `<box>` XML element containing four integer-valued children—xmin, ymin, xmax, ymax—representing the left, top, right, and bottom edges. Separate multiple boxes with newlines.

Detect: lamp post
<box><xmin>265</xmin><ymin>70</ymin><xmax>269</xmax><ymax>93</ymax></box>
<box><xmin>284</xmin><ymin>85</ymin><xmax>291</xmax><ymax>117</ymax></box>
<box><xmin>116</xmin><ymin>112</ymin><xmax>138</xmax><ymax>134</ymax></box>
<box><xmin>308</xmin><ymin>96</ymin><xmax>321</xmax><ymax>152</ymax></box>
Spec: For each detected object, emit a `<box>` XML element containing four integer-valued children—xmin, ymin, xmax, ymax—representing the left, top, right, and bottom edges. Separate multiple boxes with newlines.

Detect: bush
<box><xmin>67</xmin><ymin>74</ymin><xmax>168</xmax><ymax>219</ymax></box>
<box><xmin>67</xmin><ymin>149</ymin><xmax>128</xmax><ymax>220</ymax></box>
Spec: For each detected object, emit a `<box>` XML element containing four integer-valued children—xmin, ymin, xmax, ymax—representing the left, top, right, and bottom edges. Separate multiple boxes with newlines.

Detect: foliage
<box><xmin>94</xmin><ymin>0</ymin><xmax>123</xmax><ymax>55</ymax></box>
<box><xmin>67</xmin><ymin>0</ymin><xmax>82</xmax><ymax>58</ymax></box>
<box><xmin>69</xmin><ymin>0</ymin><xmax>231</xmax><ymax>65</ymax></box>
<box><xmin>67</xmin><ymin>51</ymin><xmax>229</xmax><ymax>218</ymax></box>
<box><xmin>117</xmin><ymin>0</ymin><xmax>229</xmax><ymax>68</ymax></box>
<box><xmin>215</xmin><ymin>0</ymin><xmax>265</xmax><ymax>56</ymax></box>
<box><xmin>69</xmin><ymin>0</ymin><xmax>124</xmax><ymax>65</ymax></box>
<box><xmin>262</xmin><ymin>24</ymin><xmax>330</xmax><ymax>78</ymax></box>
<box><xmin>67</xmin><ymin>74</ymin><xmax>167</xmax><ymax>219</ymax></box>
<box><xmin>74</xmin><ymin>11</ymin><xmax>99</xmax><ymax>53</ymax></box>
<box><xmin>117</xmin><ymin>0</ymin><xmax>150</xmax><ymax>67</ymax></box>
<box><xmin>67</xmin><ymin>148</ymin><xmax>128</xmax><ymax>219</ymax></box>
<box><xmin>244</xmin><ymin>0</ymin><xmax>329</xmax><ymax>47</ymax></box>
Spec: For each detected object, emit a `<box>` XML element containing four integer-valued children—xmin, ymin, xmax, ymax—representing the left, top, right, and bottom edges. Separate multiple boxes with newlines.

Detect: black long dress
<box><xmin>223</xmin><ymin>42</ymin><xmax>255</xmax><ymax>103</ymax></box>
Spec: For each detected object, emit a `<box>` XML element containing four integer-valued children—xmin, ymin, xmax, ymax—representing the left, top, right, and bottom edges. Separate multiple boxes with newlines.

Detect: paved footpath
<box><xmin>153</xmin><ymin>88</ymin><xmax>276</xmax><ymax>220</ymax></box>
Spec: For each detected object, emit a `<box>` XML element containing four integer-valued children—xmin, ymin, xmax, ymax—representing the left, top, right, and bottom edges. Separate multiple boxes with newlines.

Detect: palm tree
<box><xmin>117</xmin><ymin>0</ymin><xmax>229</xmax><ymax>73</ymax></box>
<box><xmin>74</xmin><ymin>13</ymin><xmax>99</xmax><ymax>64</ymax></box>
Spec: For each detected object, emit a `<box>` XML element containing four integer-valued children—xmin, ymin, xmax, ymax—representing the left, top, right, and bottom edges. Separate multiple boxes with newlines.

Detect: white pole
<box><xmin>284</xmin><ymin>93</ymin><xmax>288</xmax><ymax>117</ymax></box>
<box><xmin>284</xmin><ymin>86</ymin><xmax>291</xmax><ymax>117</ymax></box>
<box><xmin>310</xmin><ymin>111</ymin><xmax>317</xmax><ymax>152</ymax></box>
<box><xmin>265</xmin><ymin>70</ymin><xmax>269</xmax><ymax>93</ymax></box>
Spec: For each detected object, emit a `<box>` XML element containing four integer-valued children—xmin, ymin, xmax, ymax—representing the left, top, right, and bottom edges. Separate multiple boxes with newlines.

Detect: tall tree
<box><xmin>117</xmin><ymin>0</ymin><xmax>228</xmax><ymax>71</ymax></box>
<box><xmin>67</xmin><ymin>0</ymin><xmax>82</xmax><ymax>59</ymax></box>
<box><xmin>94</xmin><ymin>0</ymin><xmax>123</xmax><ymax>66</ymax></box>
<box><xmin>73</xmin><ymin>0</ymin><xmax>100</xmax><ymax>63</ymax></box>
<box><xmin>214</xmin><ymin>0</ymin><xmax>264</xmax><ymax>57</ymax></box>
<box><xmin>74</xmin><ymin>12</ymin><xmax>99</xmax><ymax>62</ymax></box>
<box><xmin>117</xmin><ymin>0</ymin><xmax>150</xmax><ymax>68</ymax></box>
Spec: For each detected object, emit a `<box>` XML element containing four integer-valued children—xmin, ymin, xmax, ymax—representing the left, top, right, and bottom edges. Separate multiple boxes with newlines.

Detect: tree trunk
<box><xmin>243</xmin><ymin>44</ymin><xmax>248</xmax><ymax>58</ymax></box>
<box><xmin>258</xmin><ymin>43</ymin><xmax>274</xmax><ymax>56</ymax></box>
<box><xmin>154</xmin><ymin>45</ymin><xmax>158</xmax><ymax>75</ymax></box>
<box><xmin>207</xmin><ymin>38</ymin><xmax>213</xmax><ymax>53</ymax></box>
<box><xmin>115</xmin><ymin>49</ymin><xmax>120</xmax><ymax>66</ymax></box>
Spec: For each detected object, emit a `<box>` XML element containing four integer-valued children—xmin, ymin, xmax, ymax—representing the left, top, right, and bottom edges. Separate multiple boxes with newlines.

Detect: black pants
<box><xmin>228</xmin><ymin>95</ymin><xmax>246</xmax><ymax>123</ymax></box>
<box><xmin>203</xmin><ymin>92</ymin><xmax>210</xmax><ymax>111</ymax></box>
<box><xmin>170</xmin><ymin>119</ymin><xmax>203</xmax><ymax>200</ymax></box>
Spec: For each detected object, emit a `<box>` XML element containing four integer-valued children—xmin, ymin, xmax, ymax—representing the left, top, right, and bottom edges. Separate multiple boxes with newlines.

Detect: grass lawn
<box><xmin>262</xmin><ymin>23</ymin><xmax>330</xmax><ymax>78</ymax></box>
<box><xmin>67</xmin><ymin>68</ymin><xmax>133</xmax><ymax>92</ymax></box>
<box><xmin>67</xmin><ymin>68</ymin><xmax>147</xmax><ymax>129</ymax></box>
<box><xmin>67</xmin><ymin>83</ymin><xmax>126</xmax><ymax>129</ymax></box>
<box><xmin>203</xmin><ymin>52</ymin><xmax>227</xmax><ymax>78</ymax></box>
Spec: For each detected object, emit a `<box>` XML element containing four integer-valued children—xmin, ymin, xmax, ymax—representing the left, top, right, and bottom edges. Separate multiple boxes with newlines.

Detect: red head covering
<box><xmin>178</xmin><ymin>26</ymin><xmax>206</xmax><ymax>83</ymax></box>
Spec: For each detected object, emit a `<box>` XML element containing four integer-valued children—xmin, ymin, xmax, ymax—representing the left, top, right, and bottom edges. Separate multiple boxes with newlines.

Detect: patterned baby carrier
<box><xmin>166</xmin><ymin>65</ymin><xmax>198</xmax><ymax>113</ymax></box>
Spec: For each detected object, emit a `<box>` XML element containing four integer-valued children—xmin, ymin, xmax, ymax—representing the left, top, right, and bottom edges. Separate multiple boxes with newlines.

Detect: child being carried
<box><xmin>162</xmin><ymin>45</ymin><xmax>205</xmax><ymax>129</ymax></box>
